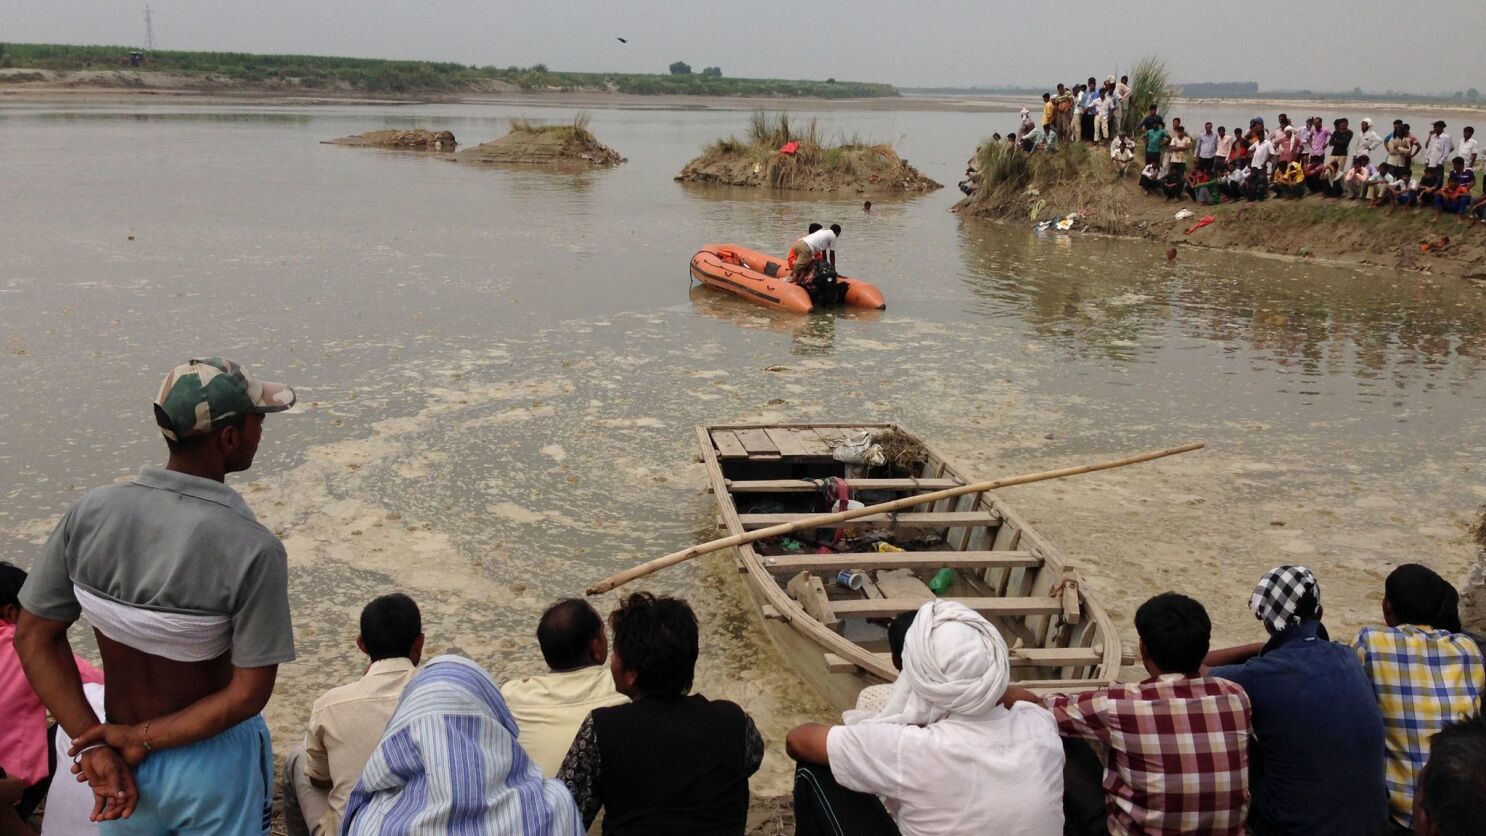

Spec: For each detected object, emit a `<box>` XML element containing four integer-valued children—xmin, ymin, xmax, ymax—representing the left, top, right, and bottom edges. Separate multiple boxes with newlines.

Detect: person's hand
<box><xmin>72</xmin><ymin>746</ymin><xmax>137</xmax><ymax>821</ymax></box>
<box><xmin>999</xmin><ymin>685</ymin><xmax>1040</xmax><ymax>708</ymax></box>
<box><xmin>69</xmin><ymin>723</ymin><xmax>150</xmax><ymax>767</ymax></box>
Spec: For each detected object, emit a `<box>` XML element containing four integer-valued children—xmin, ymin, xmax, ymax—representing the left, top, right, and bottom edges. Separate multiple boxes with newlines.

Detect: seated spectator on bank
<box><xmin>1412</xmin><ymin>712</ymin><xmax>1486</xmax><ymax>836</ymax></box>
<box><xmin>1469</xmin><ymin>192</ymin><xmax>1486</xmax><ymax>226</ymax></box>
<box><xmin>1355</xmin><ymin>563</ymin><xmax>1486</xmax><ymax>832</ymax></box>
<box><xmin>0</xmin><ymin>560</ymin><xmax>104</xmax><ymax>824</ymax></box>
<box><xmin>1433</xmin><ymin>157</ymin><xmax>1477</xmax><ymax>219</ymax></box>
<box><xmin>1036</xmin><ymin>123</ymin><xmax>1059</xmax><ymax>152</ymax></box>
<box><xmin>557</xmin><ymin>592</ymin><xmax>762</xmax><ymax>833</ymax></box>
<box><xmin>1138</xmin><ymin>162</ymin><xmax>1162</xmax><ymax>195</ymax></box>
<box><xmin>1384</xmin><ymin>172</ymin><xmax>1419</xmax><ymax>212</ymax></box>
<box><xmin>1186</xmin><ymin>168</ymin><xmax>1221</xmax><ymax>204</ymax></box>
<box><xmin>1416</xmin><ymin>167</ymin><xmax>1446</xmax><ymax>207</ymax></box>
<box><xmin>283</xmin><ymin>593</ymin><xmax>423</xmax><ymax>836</ymax></box>
<box><xmin>790</xmin><ymin>600</ymin><xmax>1064</xmax><ymax>836</ymax></box>
<box><xmin>1005</xmin><ymin>592</ymin><xmax>1252</xmax><ymax>835</ymax></box>
<box><xmin>502</xmin><ymin>599</ymin><xmax>628</xmax><ymax>778</ymax></box>
<box><xmin>1242</xmin><ymin>166</ymin><xmax>1270</xmax><ymax>202</ymax></box>
<box><xmin>1159</xmin><ymin>171</ymin><xmax>1185</xmax><ymax>201</ymax></box>
<box><xmin>1344</xmin><ymin>155</ymin><xmax>1376</xmax><ymax>199</ymax></box>
<box><xmin>1221</xmin><ymin>164</ymin><xmax>1250</xmax><ymax>200</ymax></box>
<box><xmin>1272</xmin><ymin>160</ymin><xmax>1306</xmax><ymax>199</ymax></box>
<box><xmin>1110</xmin><ymin>132</ymin><xmax>1136</xmax><ymax>177</ymax></box>
<box><xmin>852</xmin><ymin>610</ymin><xmax>916</xmax><ymax>715</ymax></box>
<box><xmin>342</xmin><ymin>655</ymin><xmax>581</xmax><ymax>835</ymax></box>
<box><xmin>1302</xmin><ymin>157</ymin><xmax>1329</xmax><ymax>194</ymax></box>
<box><xmin>1203</xmin><ymin>567</ymin><xmax>1388</xmax><ymax>836</ymax></box>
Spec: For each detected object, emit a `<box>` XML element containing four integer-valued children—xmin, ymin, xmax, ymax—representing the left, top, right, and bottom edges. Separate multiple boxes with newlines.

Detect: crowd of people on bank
<box><xmin>1</xmin><ymin>357</ymin><xmax>1484</xmax><ymax>836</ymax></box>
<box><xmin>970</xmin><ymin>74</ymin><xmax>1486</xmax><ymax>224</ymax></box>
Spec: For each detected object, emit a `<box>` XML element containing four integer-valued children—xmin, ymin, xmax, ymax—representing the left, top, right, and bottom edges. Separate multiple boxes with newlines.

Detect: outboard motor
<box><xmin>806</xmin><ymin>261</ymin><xmax>847</xmax><ymax>306</ymax></box>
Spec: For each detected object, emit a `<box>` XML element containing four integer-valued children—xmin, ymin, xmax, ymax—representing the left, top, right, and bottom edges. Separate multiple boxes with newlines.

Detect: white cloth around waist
<box><xmin>75</xmin><ymin>584</ymin><xmax>231</xmax><ymax>662</ymax></box>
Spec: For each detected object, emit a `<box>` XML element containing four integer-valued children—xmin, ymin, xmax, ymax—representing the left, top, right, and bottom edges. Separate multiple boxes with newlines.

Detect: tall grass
<box><xmin>507</xmin><ymin>113</ymin><xmax>594</xmax><ymax>139</ymax></box>
<box><xmin>701</xmin><ymin>111</ymin><xmax>909</xmax><ymax>188</ymax></box>
<box><xmin>1119</xmin><ymin>56</ymin><xmax>1177</xmax><ymax>136</ymax></box>
<box><xmin>968</xmin><ymin>141</ymin><xmax>1128</xmax><ymax>231</ymax></box>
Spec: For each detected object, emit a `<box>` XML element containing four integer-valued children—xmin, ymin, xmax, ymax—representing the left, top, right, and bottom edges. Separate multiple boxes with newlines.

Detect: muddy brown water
<box><xmin>3</xmin><ymin>100</ymin><xmax>1485</xmax><ymax>793</ymax></box>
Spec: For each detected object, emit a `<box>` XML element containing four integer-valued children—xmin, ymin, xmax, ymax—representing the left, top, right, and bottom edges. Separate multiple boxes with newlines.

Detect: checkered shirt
<box><xmin>1354</xmin><ymin>625</ymin><xmax>1485</xmax><ymax>827</ymax></box>
<box><xmin>1043</xmin><ymin>674</ymin><xmax>1252</xmax><ymax>836</ymax></box>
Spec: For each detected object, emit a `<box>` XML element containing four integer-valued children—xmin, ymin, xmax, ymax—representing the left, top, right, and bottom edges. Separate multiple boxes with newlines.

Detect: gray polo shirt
<box><xmin>20</xmin><ymin>465</ymin><xmax>295</xmax><ymax>668</ymax></box>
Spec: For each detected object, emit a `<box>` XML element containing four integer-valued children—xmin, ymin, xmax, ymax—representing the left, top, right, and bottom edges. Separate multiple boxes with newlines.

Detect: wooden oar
<box><xmin>586</xmin><ymin>441</ymin><xmax>1204</xmax><ymax>596</ymax></box>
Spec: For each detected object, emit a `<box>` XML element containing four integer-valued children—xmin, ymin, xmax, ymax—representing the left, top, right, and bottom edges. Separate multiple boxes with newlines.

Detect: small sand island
<box><xmin>324</xmin><ymin>128</ymin><xmax>457</xmax><ymax>151</ymax></box>
<box><xmin>676</xmin><ymin>112</ymin><xmax>940</xmax><ymax>193</ymax></box>
<box><xmin>456</xmin><ymin>116</ymin><xmax>625</xmax><ymax>167</ymax></box>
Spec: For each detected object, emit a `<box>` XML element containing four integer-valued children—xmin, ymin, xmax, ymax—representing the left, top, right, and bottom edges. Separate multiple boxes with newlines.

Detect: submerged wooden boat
<box><xmin>697</xmin><ymin>422</ymin><xmax>1121</xmax><ymax>712</ymax></box>
<box><xmin>690</xmin><ymin>244</ymin><xmax>886</xmax><ymax>314</ymax></box>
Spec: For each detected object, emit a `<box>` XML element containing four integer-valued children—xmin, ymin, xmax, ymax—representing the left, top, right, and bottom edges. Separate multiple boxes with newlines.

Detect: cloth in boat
<box><xmin>341</xmin><ymin>655</ymin><xmax>581</xmax><ymax>836</ymax></box>
<box><xmin>1250</xmin><ymin>565</ymin><xmax>1321</xmax><ymax>633</ymax></box>
<box><xmin>843</xmin><ymin>599</ymin><xmax>1009</xmax><ymax>727</ymax></box>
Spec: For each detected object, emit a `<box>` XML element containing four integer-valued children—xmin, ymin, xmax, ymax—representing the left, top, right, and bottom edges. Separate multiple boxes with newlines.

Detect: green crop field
<box><xmin>0</xmin><ymin>43</ymin><xmax>898</xmax><ymax>98</ymax></box>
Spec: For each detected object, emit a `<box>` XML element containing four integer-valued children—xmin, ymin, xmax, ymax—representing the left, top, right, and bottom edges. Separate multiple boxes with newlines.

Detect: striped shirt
<box><xmin>342</xmin><ymin>655</ymin><xmax>581</xmax><ymax>836</ymax></box>
<box><xmin>1042</xmin><ymin>674</ymin><xmax>1251</xmax><ymax>835</ymax></box>
<box><xmin>1353</xmin><ymin>625</ymin><xmax>1485</xmax><ymax>827</ymax></box>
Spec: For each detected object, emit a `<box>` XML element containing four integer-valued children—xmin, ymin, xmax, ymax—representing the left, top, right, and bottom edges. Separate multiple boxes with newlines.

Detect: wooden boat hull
<box><xmin>697</xmin><ymin>423</ymin><xmax>1121</xmax><ymax>714</ymax></box>
<box><xmin>690</xmin><ymin>244</ymin><xmax>887</xmax><ymax>314</ymax></box>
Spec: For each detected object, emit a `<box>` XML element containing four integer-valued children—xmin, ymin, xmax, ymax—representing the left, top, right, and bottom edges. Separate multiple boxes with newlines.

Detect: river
<box><xmin>3</xmin><ymin>98</ymin><xmax>1484</xmax><ymax>792</ymax></box>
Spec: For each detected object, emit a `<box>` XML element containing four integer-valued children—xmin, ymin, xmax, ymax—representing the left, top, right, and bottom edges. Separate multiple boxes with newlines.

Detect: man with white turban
<box><xmin>786</xmin><ymin>600</ymin><xmax>1065</xmax><ymax>836</ymax></box>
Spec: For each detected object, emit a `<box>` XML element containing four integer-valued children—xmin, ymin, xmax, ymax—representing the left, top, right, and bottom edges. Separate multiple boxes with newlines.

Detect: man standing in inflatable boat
<box><xmin>787</xmin><ymin>223</ymin><xmax>841</xmax><ymax>284</ymax></box>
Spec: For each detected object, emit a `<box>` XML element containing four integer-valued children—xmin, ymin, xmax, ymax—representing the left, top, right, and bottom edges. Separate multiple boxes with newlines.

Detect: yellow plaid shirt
<box><xmin>1354</xmin><ymin>625</ymin><xmax>1484</xmax><ymax>827</ymax></box>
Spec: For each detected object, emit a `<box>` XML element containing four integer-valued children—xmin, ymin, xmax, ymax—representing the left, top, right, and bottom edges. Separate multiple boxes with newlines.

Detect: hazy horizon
<box><xmin>7</xmin><ymin>0</ymin><xmax>1484</xmax><ymax>97</ymax></box>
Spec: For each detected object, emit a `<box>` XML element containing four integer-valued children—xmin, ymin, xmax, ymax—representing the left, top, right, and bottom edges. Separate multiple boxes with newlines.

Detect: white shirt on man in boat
<box><xmin>854</xmin><ymin>683</ymin><xmax>893</xmax><ymax>715</ymax></box>
<box><xmin>801</xmin><ymin>228</ymin><xmax>836</xmax><ymax>255</ymax></box>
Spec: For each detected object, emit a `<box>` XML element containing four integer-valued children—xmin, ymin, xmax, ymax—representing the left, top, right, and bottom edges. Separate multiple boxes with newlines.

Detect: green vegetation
<box><xmin>1119</xmin><ymin>56</ymin><xmax>1177</xmax><ymax>138</ymax></box>
<box><xmin>693</xmin><ymin>111</ymin><xmax>920</xmax><ymax>189</ymax></box>
<box><xmin>0</xmin><ymin>43</ymin><xmax>896</xmax><ymax>98</ymax></box>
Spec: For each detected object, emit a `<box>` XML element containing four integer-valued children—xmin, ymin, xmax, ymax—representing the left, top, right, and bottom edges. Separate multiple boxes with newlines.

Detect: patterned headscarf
<box><xmin>342</xmin><ymin>655</ymin><xmax>582</xmax><ymax>836</ymax></box>
<box><xmin>1250</xmin><ymin>566</ymin><xmax>1321</xmax><ymax>633</ymax></box>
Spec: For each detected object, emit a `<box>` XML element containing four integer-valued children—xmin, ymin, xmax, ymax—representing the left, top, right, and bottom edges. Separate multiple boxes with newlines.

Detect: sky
<box><xmin>7</xmin><ymin>0</ymin><xmax>1484</xmax><ymax>95</ymax></box>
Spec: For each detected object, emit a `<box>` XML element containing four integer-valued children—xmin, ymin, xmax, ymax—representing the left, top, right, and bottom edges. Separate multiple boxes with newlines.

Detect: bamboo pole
<box><xmin>586</xmin><ymin>441</ymin><xmax>1204</xmax><ymax>596</ymax></box>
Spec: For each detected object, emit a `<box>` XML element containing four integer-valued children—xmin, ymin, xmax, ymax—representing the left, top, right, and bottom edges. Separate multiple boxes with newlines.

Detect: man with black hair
<box><xmin>1355</xmin><ymin>564</ymin><xmax>1485</xmax><ymax>833</ymax></box>
<box><xmin>282</xmin><ymin>593</ymin><xmax>424</xmax><ymax>836</ymax></box>
<box><xmin>1204</xmin><ymin>567</ymin><xmax>1387</xmax><ymax>836</ymax></box>
<box><xmin>851</xmin><ymin>609</ymin><xmax>916</xmax><ymax>714</ymax></box>
<box><xmin>16</xmin><ymin>358</ymin><xmax>295</xmax><ymax>831</ymax></box>
<box><xmin>1004</xmin><ymin>592</ymin><xmax>1252</xmax><ymax>834</ymax></box>
<box><xmin>502</xmin><ymin>598</ymin><xmax>627</xmax><ymax>777</ymax></box>
<box><xmin>557</xmin><ymin>592</ymin><xmax>763</xmax><ymax>833</ymax></box>
<box><xmin>1413</xmin><ymin>712</ymin><xmax>1486</xmax><ymax>836</ymax></box>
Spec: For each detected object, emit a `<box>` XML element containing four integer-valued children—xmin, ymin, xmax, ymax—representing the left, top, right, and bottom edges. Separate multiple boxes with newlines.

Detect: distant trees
<box><xmin>701</xmin><ymin>66</ymin><xmax>721</xmax><ymax>77</ymax></box>
<box><xmin>1470</xmin><ymin>88</ymin><xmax>1481</xmax><ymax>101</ymax></box>
<box><xmin>669</xmin><ymin>61</ymin><xmax>691</xmax><ymax>75</ymax></box>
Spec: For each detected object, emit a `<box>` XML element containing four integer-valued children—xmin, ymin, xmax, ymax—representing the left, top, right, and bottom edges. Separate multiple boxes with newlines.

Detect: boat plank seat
<box><xmin>831</xmin><ymin>596</ymin><xmax>1064</xmax><ymax>619</ymax></box>
<box><xmin>739</xmin><ymin>511</ymin><xmax>998</xmax><ymax>529</ymax></box>
<box><xmin>711</xmin><ymin>431</ymin><xmax>749</xmax><ymax>459</ymax></box>
<box><xmin>734</xmin><ymin>429</ymin><xmax>781</xmax><ymax>457</ymax></box>
<box><xmin>763</xmin><ymin>428</ymin><xmax>813</xmax><ymax>457</ymax></box>
<box><xmin>757</xmin><ymin>550</ymin><xmax>1040</xmax><ymax>573</ymax></box>
<box><xmin>823</xmin><ymin>647</ymin><xmax>1103</xmax><ymax>674</ymax></box>
<box><xmin>727</xmin><ymin>478</ymin><xmax>964</xmax><ymax>493</ymax></box>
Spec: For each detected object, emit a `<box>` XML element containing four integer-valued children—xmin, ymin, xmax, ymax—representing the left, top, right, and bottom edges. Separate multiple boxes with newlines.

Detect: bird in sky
<box><xmin>616</xmin><ymin>37</ymin><xmax>628</xmax><ymax>43</ymax></box>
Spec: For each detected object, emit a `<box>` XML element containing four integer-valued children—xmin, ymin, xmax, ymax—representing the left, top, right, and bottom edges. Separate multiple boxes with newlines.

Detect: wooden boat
<box><xmin>697</xmin><ymin>422</ymin><xmax>1122</xmax><ymax>712</ymax></box>
<box><xmin>690</xmin><ymin>244</ymin><xmax>886</xmax><ymax>314</ymax></box>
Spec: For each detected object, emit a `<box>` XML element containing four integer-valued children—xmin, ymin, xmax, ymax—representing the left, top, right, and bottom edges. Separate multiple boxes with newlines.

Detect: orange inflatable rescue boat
<box><xmin>690</xmin><ymin>244</ymin><xmax>886</xmax><ymax>313</ymax></box>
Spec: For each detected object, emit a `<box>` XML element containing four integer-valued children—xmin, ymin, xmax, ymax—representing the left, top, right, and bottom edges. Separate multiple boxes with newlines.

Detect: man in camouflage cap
<box><xmin>15</xmin><ymin>357</ymin><xmax>297</xmax><ymax>832</ymax></box>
